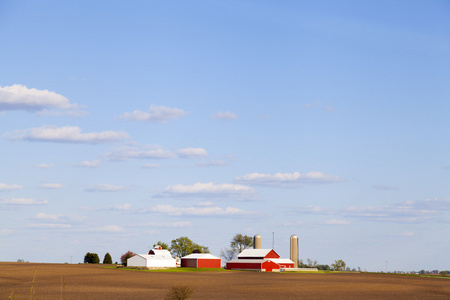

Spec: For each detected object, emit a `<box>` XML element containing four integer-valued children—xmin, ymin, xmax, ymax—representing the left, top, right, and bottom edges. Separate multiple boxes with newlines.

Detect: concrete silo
<box><xmin>290</xmin><ymin>234</ymin><xmax>299</xmax><ymax>268</ymax></box>
<box><xmin>253</xmin><ymin>234</ymin><xmax>262</xmax><ymax>249</ymax></box>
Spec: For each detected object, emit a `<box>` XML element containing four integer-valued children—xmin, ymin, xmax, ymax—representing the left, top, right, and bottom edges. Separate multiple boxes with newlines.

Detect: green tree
<box><xmin>230</xmin><ymin>234</ymin><xmax>253</xmax><ymax>253</ymax></box>
<box><xmin>153</xmin><ymin>241</ymin><xmax>170</xmax><ymax>250</ymax></box>
<box><xmin>331</xmin><ymin>259</ymin><xmax>346</xmax><ymax>271</ymax></box>
<box><xmin>103</xmin><ymin>252</ymin><xmax>112</xmax><ymax>264</ymax></box>
<box><xmin>120</xmin><ymin>251</ymin><xmax>136</xmax><ymax>266</ymax></box>
<box><xmin>84</xmin><ymin>252</ymin><xmax>100</xmax><ymax>264</ymax></box>
<box><xmin>317</xmin><ymin>264</ymin><xmax>331</xmax><ymax>271</ymax></box>
<box><xmin>170</xmin><ymin>237</ymin><xmax>209</xmax><ymax>257</ymax></box>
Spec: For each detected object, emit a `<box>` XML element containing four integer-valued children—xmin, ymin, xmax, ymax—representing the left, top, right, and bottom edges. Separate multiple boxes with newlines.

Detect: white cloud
<box><xmin>144</xmin><ymin>204</ymin><xmax>254</xmax><ymax>217</ymax></box>
<box><xmin>157</xmin><ymin>182</ymin><xmax>256</xmax><ymax>198</ymax></box>
<box><xmin>0</xmin><ymin>183</ymin><xmax>23</xmax><ymax>191</ymax></box>
<box><xmin>235</xmin><ymin>171</ymin><xmax>341</xmax><ymax>187</ymax></box>
<box><xmin>178</xmin><ymin>147</ymin><xmax>208</xmax><ymax>158</ymax></box>
<box><xmin>119</xmin><ymin>105</ymin><xmax>186</xmax><ymax>123</ymax></box>
<box><xmin>211</xmin><ymin>111</ymin><xmax>237</xmax><ymax>120</ymax></box>
<box><xmin>6</xmin><ymin>126</ymin><xmax>129</xmax><ymax>144</ymax></box>
<box><xmin>85</xmin><ymin>184</ymin><xmax>126</xmax><ymax>192</ymax></box>
<box><xmin>105</xmin><ymin>145</ymin><xmax>175</xmax><ymax>161</ymax></box>
<box><xmin>0</xmin><ymin>198</ymin><xmax>48</xmax><ymax>205</ymax></box>
<box><xmin>324</xmin><ymin>219</ymin><xmax>350</xmax><ymax>225</ymax></box>
<box><xmin>35</xmin><ymin>163</ymin><xmax>54</xmax><ymax>168</ymax></box>
<box><xmin>74</xmin><ymin>160</ymin><xmax>100</xmax><ymax>168</ymax></box>
<box><xmin>0</xmin><ymin>84</ymin><xmax>76</xmax><ymax>111</ymax></box>
<box><xmin>39</xmin><ymin>183</ymin><xmax>63</xmax><ymax>189</ymax></box>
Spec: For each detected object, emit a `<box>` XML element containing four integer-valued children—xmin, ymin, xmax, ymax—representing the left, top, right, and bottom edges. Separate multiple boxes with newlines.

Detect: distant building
<box><xmin>127</xmin><ymin>246</ymin><xmax>176</xmax><ymax>268</ymax></box>
<box><xmin>226</xmin><ymin>249</ymin><xmax>295</xmax><ymax>272</ymax></box>
<box><xmin>181</xmin><ymin>253</ymin><xmax>221</xmax><ymax>268</ymax></box>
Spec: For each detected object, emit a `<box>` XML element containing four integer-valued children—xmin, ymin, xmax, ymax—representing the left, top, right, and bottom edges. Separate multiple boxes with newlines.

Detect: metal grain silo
<box><xmin>290</xmin><ymin>234</ymin><xmax>299</xmax><ymax>268</ymax></box>
<box><xmin>253</xmin><ymin>234</ymin><xmax>262</xmax><ymax>249</ymax></box>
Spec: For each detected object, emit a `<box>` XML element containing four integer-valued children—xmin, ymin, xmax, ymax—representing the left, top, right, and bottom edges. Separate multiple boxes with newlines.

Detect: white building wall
<box><xmin>127</xmin><ymin>255</ymin><xmax>147</xmax><ymax>267</ymax></box>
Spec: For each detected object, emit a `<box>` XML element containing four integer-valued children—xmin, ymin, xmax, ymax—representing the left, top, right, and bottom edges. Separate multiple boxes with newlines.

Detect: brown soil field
<box><xmin>1</xmin><ymin>262</ymin><xmax>449</xmax><ymax>299</ymax></box>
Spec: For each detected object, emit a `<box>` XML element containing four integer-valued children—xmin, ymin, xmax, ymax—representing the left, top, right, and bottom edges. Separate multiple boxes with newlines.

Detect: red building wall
<box><xmin>226</xmin><ymin>260</ymin><xmax>281</xmax><ymax>272</ymax></box>
<box><xmin>197</xmin><ymin>259</ymin><xmax>221</xmax><ymax>268</ymax></box>
<box><xmin>182</xmin><ymin>258</ymin><xmax>221</xmax><ymax>268</ymax></box>
<box><xmin>181</xmin><ymin>259</ymin><xmax>197</xmax><ymax>268</ymax></box>
<box><xmin>263</xmin><ymin>250</ymin><xmax>280</xmax><ymax>259</ymax></box>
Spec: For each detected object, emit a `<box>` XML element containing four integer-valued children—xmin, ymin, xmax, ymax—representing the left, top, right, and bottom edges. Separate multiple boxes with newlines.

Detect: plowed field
<box><xmin>1</xmin><ymin>262</ymin><xmax>449</xmax><ymax>299</ymax></box>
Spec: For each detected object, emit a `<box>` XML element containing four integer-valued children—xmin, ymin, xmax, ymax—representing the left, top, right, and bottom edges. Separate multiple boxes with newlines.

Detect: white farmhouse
<box><xmin>127</xmin><ymin>246</ymin><xmax>176</xmax><ymax>268</ymax></box>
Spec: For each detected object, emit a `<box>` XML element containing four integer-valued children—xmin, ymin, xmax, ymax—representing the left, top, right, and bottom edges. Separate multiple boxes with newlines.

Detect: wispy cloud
<box><xmin>105</xmin><ymin>145</ymin><xmax>208</xmax><ymax>161</ymax></box>
<box><xmin>119</xmin><ymin>105</ymin><xmax>186</xmax><ymax>123</ymax></box>
<box><xmin>156</xmin><ymin>182</ymin><xmax>256</xmax><ymax>199</ymax></box>
<box><xmin>0</xmin><ymin>229</ymin><xmax>13</xmax><ymax>235</ymax></box>
<box><xmin>343</xmin><ymin>199</ymin><xmax>448</xmax><ymax>223</ymax></box>
<box><xmin>196</xmin><ymin>160</ymin><xmax>228</xmax><ymax>167</ymax></box>
<box><xmin>142</xmin><ymin>163</ymin><xmax>160</xmax><ymax>169</ymax></box>
<box><xmin>39</xmin><ymin>183</ymin><xmax>63</xmax><ymax>189</ymax></box>
<box><xmin>5</xmin><ymin>126</ymin><xmax>129</xmax><ymax>144</ymax></box>
<box><xmin>33</xmin><ymin>212</ymin><xmax>86</xmax><ymax>222</ymax></box>
<box><xmin>142</xmin><ymin>204</ymin><xmax>256</xmax><ymax>217</ymax></box>
<box><xmin>80</xmin><ymin>203</ymin><xmax>131</xmax><ymax>211</ymax></box>
<box><xmin>373</xmin><ymin>185</ymin><xmax>399</xmax><ymax>190</ymax></box>
<box><xmin>105</xmin><ymin>145</ymin><xmax>175</xmax><ymax>161</ymax></box>
<box><xmin>94</xmin><ymin>225</ymin><xmax>124</xmax><ymax>232</ymax></box>
<box><xmin>295</xmin><ymin>205</ymin><xmax>334</xmax><ymax>214</ymax></box>
<box><xmin>177</xmin><ymin>147</ymin><xmax>208</xmax><ymax>158</ymax></box>
<box><xmin>0</xmin><ymin>183</ymin><xmax>23</xmax><ymax>191</ymax></box>
<box><xmin>323</xmin><ymin>219</ymin><xmax>350</xmax><ymax>225</ymax></box>
<box><xmin>35</xmin><ymin>163</ymin><xmax>54</xmax><ymax>168</ymax></box>
<box><xmin>85</xmin><ymin>184</ymin><xmax>127</xmax><ymax>192</ymax></box>
<box><xmin>29</xmin><ymin>223</ymin><xmax>72</xmax><ymax>229</ymax></box>
<box><xmin>211</xmin><ymin>111</ymin><xmax>237</xmax><ymax>120</ymax></box>
<box><xmin>141</xmin><ymin>221</ymin><xmax>192</xmax><ymax>228</ymax></box>
<box><xmin>73</xmin><ymin>160</ymin><xmax>100</xmax><ymax>168</ymax></box>
<box><xmin>235</xmin><ymin>171</ymin><xmax>341</xmax><ymax>187</ymax></box>
<box><xmin>303</xmin><ymin>102</ymin><xmax>336</xmax><ymax>113</ymax></box>
<box><xmin>0</xmin><ymin>198</ymin><xmax>48</xmax><ymax>205</ymax></box>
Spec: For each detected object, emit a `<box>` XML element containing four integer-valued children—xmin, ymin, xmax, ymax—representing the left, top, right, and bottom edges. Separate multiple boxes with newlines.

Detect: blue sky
<box><xmin>1</xmin><ymin>0</ymin><xmax>449</xmax><ymax>271</ymax></box>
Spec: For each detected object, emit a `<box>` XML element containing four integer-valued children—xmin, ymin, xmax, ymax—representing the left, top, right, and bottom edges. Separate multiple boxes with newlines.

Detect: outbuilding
<box><xmin>127</xmin><ymin>246</ymin><xmax>176</xmax><ymax>268</ymax></box>
<box><xmin>181</xmin><ymin>253</ymin><xmax>221</xmax><ymax>268</ymax></box>
<box><xmin>226</xmin><ymin>249</ymin><xmax>294</xmax><ymax>272</ymax></box>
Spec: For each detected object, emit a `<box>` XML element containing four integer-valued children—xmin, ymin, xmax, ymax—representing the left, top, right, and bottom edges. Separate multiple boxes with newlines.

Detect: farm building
<box><xmin>226</xmin><ymin>249</ymin><xmax>295</xmax><ymax>272</ymax></box>
<box><xmin>127</xmin><ymin>246</ymin><xmax>176</xmax><ymax>268</ymax></box>
<box><xmin>181</xmin><ymin>253</ymin><xmax>221</xmax><ymax>268</ymax></box>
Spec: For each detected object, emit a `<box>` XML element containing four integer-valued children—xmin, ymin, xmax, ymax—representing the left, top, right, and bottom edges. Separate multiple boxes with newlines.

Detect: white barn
<box><xmin>127</xmin><ymin>246</ymin><xmax>176</xmax><ymax>268</ymax></box>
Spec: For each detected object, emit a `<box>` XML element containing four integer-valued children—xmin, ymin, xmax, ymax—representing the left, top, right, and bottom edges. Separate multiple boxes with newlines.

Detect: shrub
<box><xmin>165</xmin><ymin>285</ymin><xmax>194</xmax><ymax>300</ymax></box>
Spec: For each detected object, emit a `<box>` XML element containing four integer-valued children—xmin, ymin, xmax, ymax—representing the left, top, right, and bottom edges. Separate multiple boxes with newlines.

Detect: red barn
<box><xmin>226</xmin><ymin>249</ymin><xmax>295</xmax><ymax>272</ymax></box>
<box><xmin>181</xmin><ymin>253</ymin><xmax>221</xmax><ymax>268</ymax></box>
